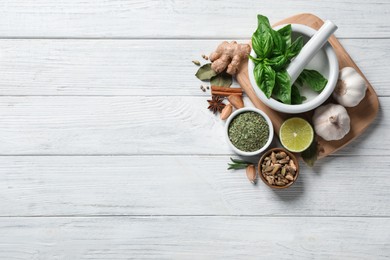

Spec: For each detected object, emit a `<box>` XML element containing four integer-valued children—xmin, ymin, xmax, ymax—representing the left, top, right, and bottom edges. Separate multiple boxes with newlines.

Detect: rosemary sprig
<box><xmin>227</xmin><ymin>157</ymin><xmax>252</xmax><ymax>170</ymax></box>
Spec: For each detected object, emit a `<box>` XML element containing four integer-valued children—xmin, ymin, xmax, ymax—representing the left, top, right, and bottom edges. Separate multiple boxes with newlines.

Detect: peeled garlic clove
<box><xmin>246</xmin><ymin>165</ymin><xmax>257</xmax><ymax>184</ymax></box>
<box><xmin>220</xmin><ymin>103</ymin><xmax>233</xmax><ymax>120</ymax></box>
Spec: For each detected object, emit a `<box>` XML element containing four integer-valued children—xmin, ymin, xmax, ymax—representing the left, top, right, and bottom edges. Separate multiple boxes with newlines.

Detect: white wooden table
<box><xmin>0</xmin><ymin>1</ymin><xmax>389</xmax><ymax>259</ymax></box>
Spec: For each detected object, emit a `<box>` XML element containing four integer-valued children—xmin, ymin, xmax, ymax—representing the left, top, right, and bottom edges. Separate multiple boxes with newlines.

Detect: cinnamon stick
<box><xmin>211</xmin><ymin>86</ymin><xmax>243</xmax><ymax>93</ymax></box>
<box><xmin>211</xmin><ymin>86</ymin><xmax>243</xmax><ymax>97</ymax></box>
<box><xmin>212</xmin><ymin>91</ymin><xmax>242</xmax><ymax>97</ymax></box>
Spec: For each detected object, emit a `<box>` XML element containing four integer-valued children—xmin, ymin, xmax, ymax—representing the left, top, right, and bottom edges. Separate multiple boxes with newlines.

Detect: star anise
<box><xmin>207</xmin><ymin>95</ymin><xmax>225</xmax><ymax>114</ymax></box>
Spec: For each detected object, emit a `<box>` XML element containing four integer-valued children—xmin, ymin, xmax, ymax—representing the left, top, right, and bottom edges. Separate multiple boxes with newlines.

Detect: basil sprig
<box><xmin>250</xmin><ymin>15</ymin><xmax>328</xmax><ymax>105</ymax></box>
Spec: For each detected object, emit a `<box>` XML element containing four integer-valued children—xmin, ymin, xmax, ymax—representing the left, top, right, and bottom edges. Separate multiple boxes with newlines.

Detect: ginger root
<box><xmin>210</xmin><ymin>41</ymin><xmax>251</xmax><ymax>75</ymax></box>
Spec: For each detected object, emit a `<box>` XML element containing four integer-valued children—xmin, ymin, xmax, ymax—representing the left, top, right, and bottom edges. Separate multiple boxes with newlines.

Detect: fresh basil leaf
<box><xmin>277</xmin><ymin>24</ymin><xmax>292</xmax><ymax>47</ymax></box>
<box><xmin>291</xmin><ymin>84</ymin><xmax>304</xmax><ymax>104</ymax></box>
<box><xmin>257</xmin><ymin>14</ymin><xmax>272</xmax><ymax>27</ymax></box>
<box><xmin>253</xmin><ymin>62</ymin><xmax>265</xmax><ymax>92</ymax></box>
<box><xmin>195</xmin><ymin>63</ymin><xmax>217</xmax><ymax>81</ymax></box>
<box><xmin>271</xmin><ymin>29</ymin><xmax>286</xmax><ymax>55</ymax></box>
<box><xmin>254</xmin><ymin>63</ymin><xmax>275</xmax><ymax>98</ymax></box>
<box><xmin>295</xmin><ymin>75</ymin><xmax>304</xmax><ymax>87</ymax></box>
<box><xmin>298</xmin><ymin>69</ymin><xmax>328</xmax><ymax>92</ymax></box>
<box><xmin>261</xmin><ymin>64</ymin><xmax>276</xmax><ymax>98</ymax></box>
<box><xmin>286</xmin><ymin>36</ymin><xmax>303</xmax><ymax>59</ymax></box>
<box><xmin>210</xmin><ymin>72</ymin><xmax>233</xmax><ymax>87</ymax></box>
<box><xmin>252</xmin><ymin>15</ymin><xmax>274</xmax><ymax>58</ymax></box>
<box><xmin>250</xmin><ymin>15</ymin><xmax>326</xmax><ymax>103</ymax></box>
<box><xmin>273</xmin><ymin>70</ymin><xmax>291</xmax><ymax>104</ymax></box>
<box><xmin>252</xmin><ymin>30</ymin><xmax>273</xmax><ymax>58</ymax></box>
<box><xmin>248</xmin><ymin>55</ymin><xmax>263</xmax><ymax>64</ymax></box>
<box><xmin>267</xmin><ymin>55</ymin><xmax>288</xmax><ymax>71</ymax></box>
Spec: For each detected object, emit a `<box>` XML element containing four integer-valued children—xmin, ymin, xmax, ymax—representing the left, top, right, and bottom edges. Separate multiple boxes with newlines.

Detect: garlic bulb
<box><xmin>313</xmin><ymin>103</ymin><xmax>350</xmax><ymax>141</ymax></box>
<box><xmin>333</xmin><ymin>67</ymin><xmax>367</xmax><ymax>107</ymax></box>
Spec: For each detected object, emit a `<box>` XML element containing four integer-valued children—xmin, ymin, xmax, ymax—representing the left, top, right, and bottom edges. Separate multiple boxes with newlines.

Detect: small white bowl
<box><xmin>248</xmin><ymin>24</ymin><xmax>339</xmax><ymax>114</ymax></box>
<box><xmin>225</xmin><ymin>107</ymin><xmax>274</xmax><ymax>156</ymax></box>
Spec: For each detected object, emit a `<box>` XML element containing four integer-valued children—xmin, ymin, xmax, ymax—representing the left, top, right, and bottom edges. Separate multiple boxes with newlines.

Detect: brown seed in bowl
<box><xmin>285</xmin><ymin>174</ymin><xmax>294</xmax><ymax>181</ymax></box>
<box><xmin>278</xmin><ymin>158</ymin><xmax>289</xmax><ymax>164</ymax></box>
<box><xmin>258</xmin><ymin>148</ymin><xmax>299</xmax><ymax>189</ymax></box>
<box><xmin>271</xmin><ymin>152</ymin><xmax>277</xmax><ymax>163</ymax></box>
<box><xmin>275</xmin><ymin>152</ymin><xmax>286</xmax><ymax>159</ymax></box>
<box><xmin>289</xmin><ymin>160</ymin><xmax>297</xmax><ymax>171</ymax></box>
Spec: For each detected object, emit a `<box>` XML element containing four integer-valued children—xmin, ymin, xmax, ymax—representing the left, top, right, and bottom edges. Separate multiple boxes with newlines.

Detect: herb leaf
<box><xmin>273</xmin><ymin>70</ymin><xmax>291</xmax><ymax>104</ymax></box>
<box><xmin>301</xmin><ymin>140</ymin><xmax>318</xmax><ymax>167</ymax></box>
<box><xmin>250</xmin><ymin>14</ymin><xmax>328</xmax><ymax>105</ymax></box>
<box><xmin>248</xmin><ymin>55</ymin><xmax>263</xmax><ymax>64</ymax></box>
<box><xmin>254</xmin><ymin>62</ymin><xmax>265</xmax><ymax>91</ymax></box>
<box><xmin>252</xmin><ymin>30</ymin><xmax>273</xmax><ymax>58</ymax></box>
<box><xmin>252</xmin><ymin>15</ymin><xmax>274</xmax><ymax>58</ymax></box>
<box><xmin>262</xmin><ymin>65</ymin><xmax>276</xmax><ymax>98</ymax></box>
<box><xmin>255</xmin><ymin>63</ymin><xmax>276</xmax><ymax>98</ymax></box>
<box><xmin>286</xmin><ymin>36</ymin><xmax>303</xmax><ymax>59</ymax></box>
<box><xmin>210</xmin><ymin>72</ymin><xmax>233</xmax><ymax>87</ymax></box>
<box><xmin>271</xmin><ymin>30</ymin><xmax>286</xmax><ymax>55</ymax></box>
<box><xmin>227</xmin><ymin>157</ymin><xmax>252</xmax><ymax>170</ymax></box>
<box><xmin>297</xmin><ymin>69</ymin><xmax>328</xmax><ymax>92</ymax></box>
<box><xmin>291</xmin><ymin>84</ymin><xmax>304</xmax><ymax>104</ymax></box>
<box><xmin>195</xmin><ymin>63</ymin><xmax>217</xmax><ymax>81</ymax></box>
<box><xmin>277</xmin><ymin>24</ymin><xmax>292</xmax><ymax>47</ymax></box>
<box><xmin>256</xmin><ymin>14</ymin><xmax>272</xmax><ymax>28</ymax></box>
<box><xmin>267</xmin><ymin>55</ymin><xmax>288</xmax><ymax>71</ymax></box>
<box><xmin>295</xmin><ymin>75</ymin><xmax>304</xmax><ymax>87</ymax></box>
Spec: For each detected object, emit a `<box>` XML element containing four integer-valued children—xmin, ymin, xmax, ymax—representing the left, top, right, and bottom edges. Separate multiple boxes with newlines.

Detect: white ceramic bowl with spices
<box><xmin>225</xmin><ymin>107</ymin><xmax>274</xmax><ymax>156</ymax></box>
<box><xmin>248</xmin><ymin>24</ymin><xmax>339</xmax><ymax>114</ymax></box>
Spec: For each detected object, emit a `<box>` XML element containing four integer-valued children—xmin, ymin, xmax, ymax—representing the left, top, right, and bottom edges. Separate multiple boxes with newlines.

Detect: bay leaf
<box><xmin>195</xmin><ymin>63</ymin><xmax>217</xmax><ymax>81</ymax></box>
<box><xmin>210</xmin><ymin>72</ymin><xmax>233</xmax><ymax>87</ymax></box>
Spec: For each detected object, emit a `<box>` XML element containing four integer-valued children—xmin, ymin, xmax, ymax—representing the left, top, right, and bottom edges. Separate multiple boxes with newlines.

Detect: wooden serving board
<box><xmin>236</xmin><ymin>13</ymin><xmax>379</xmax><ymax>159</ymax></box>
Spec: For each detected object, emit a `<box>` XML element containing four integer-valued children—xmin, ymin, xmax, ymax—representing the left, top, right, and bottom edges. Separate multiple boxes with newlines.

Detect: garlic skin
<box><xmin>313</xmin><ymin>103</ymin><xmax>351</xmax><ymax>141</ymax></box>
<box><xmin>333</xmin><ymin>67</ymin><xmax>367</xmax><ymax>107</ymax></box>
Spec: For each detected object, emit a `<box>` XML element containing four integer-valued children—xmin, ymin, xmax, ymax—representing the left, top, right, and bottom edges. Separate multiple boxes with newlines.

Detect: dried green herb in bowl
<box><xmin>225</xmin><ymin>107</ymin><xmax>274</xmax><ymax>156</ymax></box>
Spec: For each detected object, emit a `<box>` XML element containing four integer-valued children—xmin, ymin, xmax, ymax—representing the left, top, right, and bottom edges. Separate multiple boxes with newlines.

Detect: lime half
<box><xmin>279</xmin><ymin>117</ymin><xmax>314</xmax><ymax>153</ymax></box>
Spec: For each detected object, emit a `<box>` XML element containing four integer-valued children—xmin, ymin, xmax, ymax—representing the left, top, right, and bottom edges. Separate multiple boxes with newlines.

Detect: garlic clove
<box><xmin>220</xmin><ymin>103</ymin><xmax>233</xmax><ymax>120</ymax></box>
<box><xmin>246</xmin><ymin>165</ymin><xmax>257</xmax><ymax>184</ymax></box>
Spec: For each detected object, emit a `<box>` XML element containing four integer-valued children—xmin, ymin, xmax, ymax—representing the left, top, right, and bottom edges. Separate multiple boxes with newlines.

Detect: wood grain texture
<box><xmin>1</xmin><ymin>216</ymin><xmax>389</xmax><ymax>259</ymax></box>
<box><xmin>0</xmin><ymin>1</ymin><xmax>389</xmax><ymax>38</ymax></box>
<box><xmin>1</xmin><ymin>155</ymin><xmax>389</xmax><ymax>217</ymax></box>
<box><xmin>0</xmin><ymin>96</ymin><xmax>385</xmax><ymax>155</ymax></box>
<box><xmin>0</xmin><ymin>1</ymin><xmax>389</xmax><ymax>259</ymax></box>
<box><xmin>0</xmin><ymin>39</ymin><xmax>388</xmax><ymax>96</ymax></box>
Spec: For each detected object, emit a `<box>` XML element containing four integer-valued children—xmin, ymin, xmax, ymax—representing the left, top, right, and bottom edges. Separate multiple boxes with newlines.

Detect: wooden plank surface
<box><xmin>1</xmin><ymin>0</ymin><xmax>389</xmax><ymax>258</ymax></box>
<box><xmin>1</xmin><ymin>155</ymin><xmax>389</xmax><ymax>217</ymax></box>
<box><xmin>0</xmin><ymin>39</ymin><xmax>388</xmax><ymax>96</ymax></box>
<box><xmin>0</xmin><ymin>96</ymin><xmax>384</xmax><ymax>155</ymax></box>
<box><xmin>0</xmin><ymin>1</ymin><xmax>389</xmax><ymax>38</ymax></box>
<box><xmin>1</xmin><ymin>217</ymin><xmax>389</xmax><ymax>259</ymax></box>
